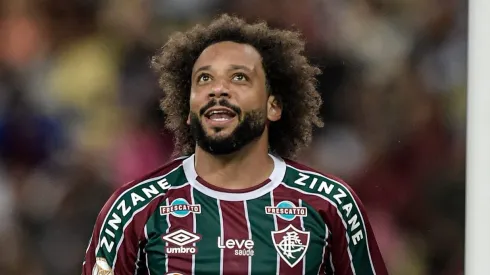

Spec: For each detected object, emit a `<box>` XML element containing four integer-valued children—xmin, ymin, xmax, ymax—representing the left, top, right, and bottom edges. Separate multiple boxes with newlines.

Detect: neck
<box><xmin>194</xmin><ymin>134</ymin><xmax>274</xmax><ymax>190</ymax></box>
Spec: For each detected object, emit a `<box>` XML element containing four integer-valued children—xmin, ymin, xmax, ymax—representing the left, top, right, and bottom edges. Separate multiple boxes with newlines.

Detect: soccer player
<box><xmin>83</xmin><ymin>14</ymin><xmax>388</xmax><ymax>275</ymax></box>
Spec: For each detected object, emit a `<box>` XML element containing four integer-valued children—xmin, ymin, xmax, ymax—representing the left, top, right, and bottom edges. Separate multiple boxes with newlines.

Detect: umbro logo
<box><xmin>162</xmin><ymin>229</ymin><xmax>201</xmax><ymax>254</ymax></box>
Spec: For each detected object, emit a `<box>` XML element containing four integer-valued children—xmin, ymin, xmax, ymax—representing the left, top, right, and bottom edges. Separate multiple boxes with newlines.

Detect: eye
<box><xmin>232</xmin><ymin>73</ymin><xmax>248</xmax><ymax>82</ymax></box>
<box><xmin>197</xmin><ymin>73</ymin><xmax>212</xmax><ymax>83</ymax></box>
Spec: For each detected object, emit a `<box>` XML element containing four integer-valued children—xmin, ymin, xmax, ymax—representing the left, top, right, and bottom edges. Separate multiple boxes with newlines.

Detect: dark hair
<box><xmin>151</xmin><ymin>14</ymin><xmax>323</xmax><ymax>159</ymax></box>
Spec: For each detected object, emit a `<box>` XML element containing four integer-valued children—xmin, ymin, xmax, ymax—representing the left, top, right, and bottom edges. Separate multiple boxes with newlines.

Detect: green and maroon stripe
<box><xmin>274</xmin><ymin>183</ymin><xmax>330</xmax><ymax>274</ymax></box>
<box><xmin>165</xmin><ymin>184</ymin><xmax>196</xmax><ymax>274</ymax></box>
<box><xmin>284</xmin><ymin>161</ymin><xmax>387</xmax><ymax>274</ymax></box>
<box><xmin>247</xmin><ymin>193</ymin><xmax>277</xmax><ymax>274</ymax></box>
<box><xmin>219</xmin><ymin>200</ymin><xmax>251</xmax><ymax>275</ymax></box>
<box><xmin>271</xmin><ymin>189</ymin><xmax>305</xmax><ymax>274</ymax></box>
<box><xmin>144</xmin><ymin>199</ymin><xmax>169</xmax><ymax>275</ymax></box>
<box><xmin>193</xmin><ymin>189</ymin><xmax>222</xmax><ymax>275</ymax></box>
<box><xmin>113</xmin><ymin>195</ymin><xmax>165</xmax><ymax>274</ymax></box>
<box><xmin>279</xmin><ymin>181</ymin><xmax>355</xmax><ymax>275</ymax></box>
<box><xmin>83</xmin><ymin>160</ymin><xmax>183</xmax><ymax>274</ymax></box>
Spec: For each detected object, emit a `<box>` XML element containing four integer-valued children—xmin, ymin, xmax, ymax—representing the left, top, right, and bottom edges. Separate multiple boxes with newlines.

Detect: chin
<box><xmin>190</xmin><ymin>110</ymin><xmax>266</xmax><ymax>155</ymax></box>
<box><xmin>206</xmin><ymin>133</ymin><xmax>234</xmax><ymax>144</ymax></box>
<box><xmin>206</xmin><ymin>126</ymin><xmax>237</xmax><ymax>137</ymax></box>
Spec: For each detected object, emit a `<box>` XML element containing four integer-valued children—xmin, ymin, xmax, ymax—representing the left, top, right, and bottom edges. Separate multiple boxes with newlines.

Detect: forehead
<box><xmin>192</xmin><ymin>41</ymin><xmax>263</xmax><ymax>71</ymax></box>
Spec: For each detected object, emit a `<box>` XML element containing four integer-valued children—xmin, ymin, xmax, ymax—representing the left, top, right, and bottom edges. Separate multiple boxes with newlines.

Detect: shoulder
<box><xmin>92</xmin><ymin>157</ymin><xmax>188</xmax><ymax>242</ymax></box>
<box><xmin>90</xmin><ymin>157</ymin><xmax>190</xmax><ymax>263</ymax></box>
<box><xmin>281</xmin><ymin>159</ymin><xmax>368</xmax><ymax>216</ymax></box>
<box><xmin>125</xmin><ymin>156</ymin><xmax>188</xmax><ymax>187</ymax></box>
<box><xmin>113</xmin><ymin>156</ymin><xmax>188</xmax><ymax>198</ymax></box>
<box><xmin>282</xmin><ymin>160</ymin><xmax>387</xmax><ymax>274</ymax></box>
<box><xmin>282</xmin><ymin>159</ymin><xmax>372</xmax><ymax>238</ymax></box>
<box><xmin>101</xmin><ymin>156</ymin><xmax>188</xmax><ymax>218</ymax></box>
<box><xmin>283</xmin><ymin>159</ymin><xmax>357</xmax><ymax>197</ymax></box>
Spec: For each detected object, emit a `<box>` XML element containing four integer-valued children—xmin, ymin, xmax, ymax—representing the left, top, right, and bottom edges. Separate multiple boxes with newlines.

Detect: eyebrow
<box><xmin>229</xmin><ymin>64</ymin><xmax>253</xmax><ymax>73</ymax></box>
<box><xmin>193</xmin><ymin>64</ymin><xmax>254</xmax><ymax>75</ymax></box>
<box><xmin>194</xmin><ymin>65</ymin><xmax>211</xmax><ymax>75</ymax></box>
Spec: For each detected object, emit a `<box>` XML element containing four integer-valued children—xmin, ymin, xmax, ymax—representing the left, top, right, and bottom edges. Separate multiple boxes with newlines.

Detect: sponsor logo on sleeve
<box><xmin>99</xmin><ymin>177</ymin><xmax>171</xmax><ymax>255</ymax></box>
<box><xmin>293</xmin><ymin>172</ymin><xmax>366</xmax><ymax>246</ymax></box>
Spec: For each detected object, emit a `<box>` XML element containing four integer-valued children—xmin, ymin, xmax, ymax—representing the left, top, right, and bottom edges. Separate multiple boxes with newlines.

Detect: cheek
<box><xmin>189</xmin><ymin>91</ymin><xmax>198</xmax><ymax>101</ymax></box>
<box><xmin>240</xmin><ymin>91</ymin><xmax>267</xmax><ymax>109</ymax></box>
<box><xmin>188</xmin><ymin>92</ymin><xmax>201</xmax><ymax>112</ymax></box>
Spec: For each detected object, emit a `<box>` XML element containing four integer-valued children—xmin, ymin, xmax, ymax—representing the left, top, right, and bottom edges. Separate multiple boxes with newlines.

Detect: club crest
<box><xmin>271</xmin><ymin>224</ymin><xmax>310</xmax><ymax>267</ymax></box>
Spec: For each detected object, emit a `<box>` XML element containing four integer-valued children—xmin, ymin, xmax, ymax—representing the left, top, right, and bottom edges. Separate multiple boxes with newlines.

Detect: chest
<box><xmin>143</xmin><ymin>192</ymin><xmax>328</xmax><ymax>275</ymax></box>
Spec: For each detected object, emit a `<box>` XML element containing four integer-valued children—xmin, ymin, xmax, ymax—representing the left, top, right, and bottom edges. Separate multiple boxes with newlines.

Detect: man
<box><xmin>83</xmin><ymin>14</ymin><xmax>388</xmax><ymax>275</ymax></box>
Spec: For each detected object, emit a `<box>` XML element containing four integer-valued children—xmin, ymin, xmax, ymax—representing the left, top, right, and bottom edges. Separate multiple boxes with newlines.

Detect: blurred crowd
<box><xmin>0</xmin><ymin>0</ymin><xmax>466</xmax><ymax>274</ymax></box>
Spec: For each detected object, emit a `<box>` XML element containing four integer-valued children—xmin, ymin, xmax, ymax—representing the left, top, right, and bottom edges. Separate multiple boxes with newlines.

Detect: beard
<box><xmin>189</xmin><ymin>99</ymin><xmax>267</xmax><ymax>155</ymax></box>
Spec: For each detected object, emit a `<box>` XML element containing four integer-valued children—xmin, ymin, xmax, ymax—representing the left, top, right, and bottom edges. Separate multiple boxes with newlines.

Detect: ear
<box><xmin>186</xmin><ymin>113</ymin><xmax>191</xmax><ymax>125</ymax></box>
<box><xmin>267</xmin><ymin>95</ymin><xmax>282</xmax><ymax>122</ymax></box>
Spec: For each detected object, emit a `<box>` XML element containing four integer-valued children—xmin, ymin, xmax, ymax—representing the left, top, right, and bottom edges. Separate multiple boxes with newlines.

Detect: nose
<box><xmin>208</xmin><ymin>81</ymin><xmax>230</xmax><ymax>99</ymax></box>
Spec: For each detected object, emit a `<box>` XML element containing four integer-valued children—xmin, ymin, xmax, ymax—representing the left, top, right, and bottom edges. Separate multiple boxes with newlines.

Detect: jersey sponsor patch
<box><xmin>92</xmin><ymin>257</ymin><xmax>113</xmax><ymax>275</ymax></box>
<box><xmin>265</xmin><ymin>200</ymin><xmax>307</xmax><ymax>221</ymax></box>
<box><xmin>217</xmin><ymin>237</ymin><xmax>255</xmax><ymax>256</ymax></box>
<box><xmin>271</xmin><ymin>224</ymin><xmax>310</xmax><ymax>268</ymax></box>
<box><xmin>97</xmin><ymin>177</ymin><xmax>172</xmax><ymax>256</ymax></box>
<box><xmin>292</xmin><ymin>171</ymin><xmax>366</xmax><ymax>246</ymax></box>
<box><xmin>160</xmin><ymin>198</ymin><xmax>201</xmax><ymax>217</ymax></box>
<box><xmin>162</xmin><ymin>229</ymin><xmax>201</xmax><ymax>254</ymax></box>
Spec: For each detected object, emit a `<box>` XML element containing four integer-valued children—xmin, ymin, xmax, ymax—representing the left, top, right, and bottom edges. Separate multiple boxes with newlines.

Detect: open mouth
<box><xmin>204</xmin><ymin>108</ymin><xmax>237</xmax><ymax>122</ymax></box>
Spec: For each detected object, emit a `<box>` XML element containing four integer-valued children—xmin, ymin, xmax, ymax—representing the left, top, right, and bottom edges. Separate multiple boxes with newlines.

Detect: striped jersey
<box><xmin>83</xmin><ymin>154</ymin><xmax>388</xmax><ymax>275</ymax></box>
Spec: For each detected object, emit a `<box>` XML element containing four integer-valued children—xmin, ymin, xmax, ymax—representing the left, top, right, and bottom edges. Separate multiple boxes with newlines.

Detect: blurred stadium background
<box><xmin>0</xmin><ymin>0</ymin><xmax>466</xmax><ymax>274</ymax></box>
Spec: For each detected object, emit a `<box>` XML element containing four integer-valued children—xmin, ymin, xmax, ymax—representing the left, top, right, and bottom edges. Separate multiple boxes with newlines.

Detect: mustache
<box><xmin>199</xmin><ymin>99</ymin><xmax>242</xmax><ymax>117</ymax></box>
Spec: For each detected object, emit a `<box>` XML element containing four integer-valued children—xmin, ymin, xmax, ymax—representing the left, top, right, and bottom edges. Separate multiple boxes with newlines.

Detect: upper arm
<box><xmin>82</xmin><ymin>189</ymin><xmax>140</xmax><ymax>275</ymax></box>
<box><xmin>326</xmin><ymin>184</ymin><xmax>388</xmax><ymax>275</ymax></box>
<box><xmin>82</xmin><ymin>184</ymin><xmax>160</xmax><ymax>275</ymax></box>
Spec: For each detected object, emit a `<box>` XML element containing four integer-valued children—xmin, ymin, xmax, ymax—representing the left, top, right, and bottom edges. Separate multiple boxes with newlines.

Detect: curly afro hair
<box><xmin>151</xmin><ymin>14</ymin><xmax>324</xmax><ymax>159</ymax></box>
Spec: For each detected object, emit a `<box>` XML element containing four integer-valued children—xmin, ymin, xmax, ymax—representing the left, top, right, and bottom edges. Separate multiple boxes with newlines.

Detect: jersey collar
<box><xmin>183</xmin><ymin>153</ymin><xmax>286</xmax><ymax>201</ymax></box>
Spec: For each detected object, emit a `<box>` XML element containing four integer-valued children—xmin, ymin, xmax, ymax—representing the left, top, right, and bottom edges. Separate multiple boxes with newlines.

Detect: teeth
<box><xmin>208</xmin><ymin>110</ymin><xmax>233</xmax><ymax>116</ymax></box>
<box><xmin>211</xmin><ymin>117</ymin><xmax>231</xmax><ymax>121</ymax></box>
